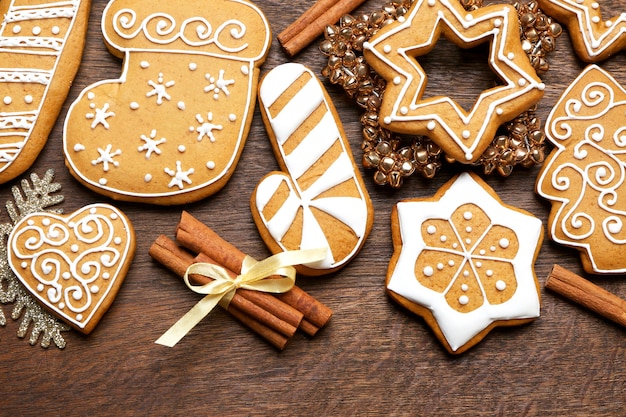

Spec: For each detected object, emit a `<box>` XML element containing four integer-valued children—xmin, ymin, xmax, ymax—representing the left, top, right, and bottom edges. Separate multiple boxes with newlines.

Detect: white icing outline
<box><xmin>388</xmin><ymin>173</ymin><xmax>541</xmax><ymax>351</ymax></box>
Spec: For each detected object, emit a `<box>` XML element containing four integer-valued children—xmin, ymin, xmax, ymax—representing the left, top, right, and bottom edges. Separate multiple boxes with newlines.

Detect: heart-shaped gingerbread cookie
<box><xmin>8</xmin><ymin>204</ymin><xmax>136</xmax><ymax>334</ymax></box>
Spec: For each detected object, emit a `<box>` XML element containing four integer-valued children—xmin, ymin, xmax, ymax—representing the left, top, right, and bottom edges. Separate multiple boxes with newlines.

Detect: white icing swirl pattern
<box><xmin>537</xmin><ymin>64</ymin><xmax>626</xmax><ymax>272</ymax></box>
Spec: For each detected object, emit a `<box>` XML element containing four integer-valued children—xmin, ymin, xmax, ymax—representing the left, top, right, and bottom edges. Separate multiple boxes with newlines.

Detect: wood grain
<box><xmin>1</xmin><ymin>0</ymin><xmax>625</xmax><ymax>415</ymax></box>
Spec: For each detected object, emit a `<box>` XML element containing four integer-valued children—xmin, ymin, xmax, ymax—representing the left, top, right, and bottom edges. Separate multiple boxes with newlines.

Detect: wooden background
<box><xmin>1</xmin><ymin>0</ymin><xmax>624</xmax><ymax>415</ymax></box>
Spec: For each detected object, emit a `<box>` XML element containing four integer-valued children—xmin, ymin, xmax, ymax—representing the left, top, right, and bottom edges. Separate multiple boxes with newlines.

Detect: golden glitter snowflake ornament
<box><xmin>0</xmin><ymin>169</ymin><xmax>69</xmax><ymax>348</ymax></box>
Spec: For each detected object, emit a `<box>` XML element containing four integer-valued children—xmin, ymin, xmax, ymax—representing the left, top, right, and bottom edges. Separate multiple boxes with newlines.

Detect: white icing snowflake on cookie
<box><xmin>86</xmin><ymin>102</ymin><xmax>115</xmax><ymax>129</ymax></box>
<box><xmin>204</xmin><ymin>70</ymin><xmax>235</xmax><ymax>100</ymax></box>
<box><xmin>146</xmin><ymin>73</ymin><xmax>175</xmax><ymax>105</ymax></box>
<box><xmin>164</xmin><ymin>161</ymin><xmax>194</xmax><ymax>189</ymax></box>
<box><xmin>194</xmin><ymin>112</ymin><xmax>223</xmax><ymax>142</ymax></box>
<box><xmin>92</xmin><ymin>144</ymin><xmax>122</xmax><ymax>172</ymax></box>
<box><xmin>138</xmin><ymin>129</ymin><xmax>166</xmax><ymax>159</ymax></box>
<box><xmin>387</xmin><ymin>172</ymin><xmax>542</xmax><ymax>353</ymax></box>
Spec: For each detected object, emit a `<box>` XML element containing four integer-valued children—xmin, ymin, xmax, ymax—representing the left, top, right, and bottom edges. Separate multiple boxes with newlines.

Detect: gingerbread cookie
<box><xmin>0</xmin><ymin>0</ymin><xmax>90</xmax><ymax>184</ymax></box>
<box><xmin>8</xmin><ymin>203</ymin><xmax>136</xmax><ymax>334</ymax></box>
<box><xmin>251</xmin><ymin>63</ymin><xmax>374</xmax><ymax>276</ymax></box>
<box><xmin>536</xmin><ymin>64</ymin><xmax>626</xmax><ymax>274</ymax></box>
<box><xmin>63</xmin><ymin>0</ymin><xmax>271</xmax><ymax>205</ymax></box>
<box><xmin>537</xmin><ymin>0</ymin><xmax>626</xmax><ymax>62</ymax></box>
<box><xmin>387</xmin><ymin>172</ymin><xmax>542</xmax><ymax>354</ymax></box>
<box><xmin>362</xmin><ymin>0</ymin><xmax>545</xmax><ymax>164</ymax></box>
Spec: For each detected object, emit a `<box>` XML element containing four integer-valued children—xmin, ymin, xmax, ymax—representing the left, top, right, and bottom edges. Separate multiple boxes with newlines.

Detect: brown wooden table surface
<box><xmin>1</xmin><ymin>0</ymin><xmax>624</xmax><ymax>415</ymax></box>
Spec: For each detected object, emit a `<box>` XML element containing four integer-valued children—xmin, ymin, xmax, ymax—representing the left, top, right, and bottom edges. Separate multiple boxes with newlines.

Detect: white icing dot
<box><xmin>27</xmin><ymin>220</ymin><xmax>35</xmax><ymax>226</ymax></box>
<box><xmin>538</xmin><ymin>83</ymin><xmax>545</xmax><ymax>91</ymax></box>
<box><xmin>400</xmin><ymin>106</ymin><xmax>408</xmax><ymax>115</ymax></box>
<box><xmin>90</xmin><ymin>208</ymin><xmax>97</xmax><ymax>214</ymax></box>
<box><xmin>499</xmin><ymin>238</ymin><xmax>510</xmax><ymax>249</ymax></box>
<box><xmin>465</xmin><ymin>152</ymin><xmax>473</xmax><ymax>161</ymax></box>
<box><xmin>12</xmin><ymin>25</ymin><xmax>21</xmax><ymax>34</ymax></box>
<box><xmin>393</xmin><ymin>76</ymin><xmax>402</xmax><ymax>85</ymax></box>
<box><xmin>490</xmin><ymin>246</ymin><xmax>496</xmax><ymax>252</ymax></box>
<box><xmin>89</xmin><ymin>103</ymin><xmax>96</xmax><ymax>109</ymax></box>
<box><xmin>383</xmin><ymin>44</ymin><xmax>392</xmax><ymax>53</ymax></box>
<box><xmin>486</xmin><ymin>270</ymin><xmax>494</xmax><ymax>277</ymax></box>
<box><xmin>465</xmin><ymin>226</ymin><xmax>472</xmax><ymax>233</ymax></box>
<box><xmin>452</xmin><ymin>243</ymin><xmax>458</xmax><ymax>249</ymax></box>
<box><xmin>178</xmin><ymin>145</ymin><xmax>186</xmax><ymax>153</ymax></box>
<box><xmin>465</xmin><ymin>14</ymin><xmax>473</xmax><ymax>21</ymax></box>
<box><xmin>591</xmin><ymin>16</ymin><xmax>600</xmax><ymax>23</ymax></box>
<box><xmin>103</xmin><ymin>273</ymin><xmax>110</xmax><ymax>279</ymax></box>
<box><xmin>465</xmin><ymin>238</ymin><xmax>471</xmax><ymax>245</ymax></box>
<box><xmin>496</xmin><ymin>280</ymin><xmax>506</xmax><ymax>291</ymax></box>
<box><xmin>3</xmin><ymin>96</ymin><xmax>12</xmax><ymax>105</ymax></box>
<box><xmin>496</xmin><ymin>108</ymin><xmax>503</xmax><ymax>115</ymax></box>
<box><xmin>448</xmin><ymin>260</ymin><xmax>455</xmax><ymax>267</ymax></box>
<box><xmin>114</xmin><ymin>237</ymin><xmax>122</xmax><ymax>245</ymax></box>
<box><xmin>463</xmin><ymin>270</ymin><xmax>469</xmax><ymax>277</ymax></box>
<box><xmin>87</xmin><ymin>92</ymin><xmax>95</xmax><ymax>100</ymax></box>
<box><xmin>189</xmin><ymin>126</ymin><xmax>195</xmax><ymax>132</ymax></box>
<box><xmin>90</xmin><ymin>285</ymin><xmax>99</xmax><ymax>294</ymax></box>
<box><xmin>459</xmin><ymin>295</ymin><xmax>469</xmax><ymax>305</ymax></box>
<box><xmin>130</xmin><ymin>102</ymin><xmax>140</xmax><ymax>110</ymax></box>
<box><xmin>518</xmin><ymin>78</ymin><xmax>527</xmax><ymax>86</ymax></box>
<box><xmin>440</xmin><ymin>235</ymin><xmax>447</xmax><ymax>242</ymax></box>
<box><xmin>606</xmin><ymin>21</ymin><xmax>613</xmax><ymax>28</ymax></box>
<box><xmin>462</xmin><ymin>130</ymin><xmax>470</xmax><ymax>139</ymax></box>
<box><xmin>72</xmin><ymin>290</ymin><xmax>82</xmax><ymax>300</ymax></box>
<box><xmin>189</xmin><ymin>63</ymin><xmax>197</xmax><ymax>71</ymax></box>
<box><xmin>24</xmin><ymin>95</ymin><xmax>33</xmax><ymax>104</ymax></box>
<box><xmin>591</xmin><ymin>2</ymin><xmax>599</xmax><ymax>8</ymax></box>
<box><xmin>99</xmin><ymin>178</ymin><xmax>107</xmax><ymax>185</ymax></box>
<box><xmin>423</xmin><ymin>266</ymin><xmax>434</xmax><ymax>277</ymax></box>
<box><xmin>384</xmin><ymin>116</ymin><xmax>392</xmax><ymax>125</ymax></box>
<box><xmin>464</xmin><ymin>211</ymin><xmax>473</xmax><ymax>220</ymax></box>
<box><xmin>229</xmin><ymin>114</ymin><xmax>237</xmax><ymax>122</ymax></box>
<box><xmin>206</xmin><ymin>161</ymin><xmax>216</xmax><ymax>169</ymax></box>
<box><xmin>59</xmin><ymin>302</ymin><xmax>65</xmax><ymax>309</ymax></box>
<box><xmin>76</xmin><ymin>314</ymin><xmax>83</xmax><ymax>321</ymax></box>
<box><xmin>21</xmin><ymin>262</ymin><xmax>27</xmax><ymax>269</ymax></box>
<box><xmin>241</xmin><ymin>65</ymin><xmax>249</xmax><ymax>75</ymax></box>
<box><xmin>32</xmin><ymin>26</ymin><xmax>41</xmax><ymax>36</ymax></box>
<box><xmin>62</xmin><ymin>272</ymin><xmax>71</xmax><ymax>280</ymax></box>
<box><xmin>101</xmin><ymin>254</ymin><xmax>111</xmax><ymax>264</ymax></box>
<box><xmin>144</xmin><ymin>173</ymin><xmax>152</xmax><ymax>182</ymax></box>
<box><xmin>608</xmin><ymin>221</ymin><xmax>622</xmax><ymax>234</ymax></box>
<box><xmin>71</xmin><ymin>244</ymin><xmax>79</xmax><ymax>253</ymax></box>
<box><xmin>42</xmin><ymin>218</ymin><xmax>50</xmax><ymax>226</ymax></box>
<box><xmin>37</xmin><ymin>284</ymin><xmax>44</xmax><ymax>292</ymax></box>
<box><xmin>479</xmin><ymin>249</ymin><xmax>486</xmax><ymax>255</ymax></box>
<box><xmin>74</xmin><ymin>144</ymin><xmax>85</xmax><ymax>152</ymax></box>
<box><xmin>461</xmin><ymin>284</ymin><xmax>469</xmax><ymax>291</ymax></box>
<box><xmin>427</xmin><ymin>121</ymin><xmax>436</xmax><ymax>130</ymax></box>
<box><xmin>398</xmin><ymin>16</ymin><xmax>406</xmax><ymax>23</ymax></box>
<box><xmin>494</xmin><ymin>19</ymin><xmax>502</xmax><ymax>28</ymax></box>
<box><xmin>507</xmin><ymin>52</ymin><xmax>515</xmax><ymax>60</ymax></box>
<box><xmin>427</xmin><ymin>225</ymin><xmax>436</xmax><ymax>234</ymax></box>
<box><xmin>475</xmin><ymin>261</ymin><xmax>482</xmax><ymax>268</ymax></box>
<box><xmin>437</xmin><ymin>263</ymin><xmax>444</xmax><ymax>270</ymax></box>
<box><xmin>140</xmin><ymin>61</ymin><xmax>150</xmax><ymax>68</ymax></box>
<box><xmin>52</xmin><ymin>26</ymin><xmax>60</xmax><ymax>35</ymax></box>
<box><xmin>428</xmin><ymin>0</ymin><xmax>436</xmax><ymax>5</ymax></box>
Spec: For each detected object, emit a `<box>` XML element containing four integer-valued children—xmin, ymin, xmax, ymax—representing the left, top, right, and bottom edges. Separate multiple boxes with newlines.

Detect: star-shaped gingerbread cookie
<box><xmin>387</xmin><ymin>172</ymin><xmax>543</xmax><ymax>354</ymax></box>
<box><xmin>538</xmin><ymin>0</ymin><xmax>626</xmax><ymax>62</ymax></box>
<box><xmin>363</xmin><ymin>0</ymin><xmax>545</xmax><ymax>163</ymax></box>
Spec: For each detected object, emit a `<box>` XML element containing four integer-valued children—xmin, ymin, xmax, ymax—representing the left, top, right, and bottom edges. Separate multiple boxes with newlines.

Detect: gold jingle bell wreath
<box><xmin>320</xmin><ymin>0</ymin><xmax>563</xmax><ymax>188</ymax></box>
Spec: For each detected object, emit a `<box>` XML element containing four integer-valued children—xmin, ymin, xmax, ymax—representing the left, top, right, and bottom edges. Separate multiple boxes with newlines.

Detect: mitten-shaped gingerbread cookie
<box><xmin>0</xmin><ymin>0</ymin><xmax>90</xmax><ymax>184</ymax></box>
<box><xmin>63</xmin><ymin>0</ymin><xmax>270</xmax><ymax>205</ymax></box>
<box><xmin>251</xmin><ymin>63</ymin><xmax>374</xmax><ymax>276</ymax></box>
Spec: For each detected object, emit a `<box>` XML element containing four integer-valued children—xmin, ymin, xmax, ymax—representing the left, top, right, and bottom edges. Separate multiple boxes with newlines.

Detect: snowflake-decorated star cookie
<box><xmin>63</xmin><ymin>0</ymin><xmax>271</xmax><ymax>204</ymax></box>
<box><xmin>536</xmin><ymin>64</ymin><xmax>626</xmax><ymax>273</ymax></box>
<box><xmin>363</xmin><ymin>0</ymin><xmax>544</xmax><ymax>164</ymax></box>
<box><xmin>538</xmin><ymin>0</ymin><xmax>626</xmax><ymax>62</ymax></box>
<box><xmin>387</xmin><ymin>172</ymin><xmax>542</xmax><ymax>354</ymax></box>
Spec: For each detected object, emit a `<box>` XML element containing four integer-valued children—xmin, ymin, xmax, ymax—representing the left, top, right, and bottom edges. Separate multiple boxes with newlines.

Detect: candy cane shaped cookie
<box><xmin>251</xmin><ymin>63</ymin><xmax>374</xmax><ymax>276</ymax></box>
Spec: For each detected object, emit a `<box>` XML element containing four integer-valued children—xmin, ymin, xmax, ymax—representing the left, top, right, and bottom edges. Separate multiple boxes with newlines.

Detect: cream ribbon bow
<box><xmin>155</xmin><ymin>248</ymin><xmax>328</xmax><ymax>347</ymax></box>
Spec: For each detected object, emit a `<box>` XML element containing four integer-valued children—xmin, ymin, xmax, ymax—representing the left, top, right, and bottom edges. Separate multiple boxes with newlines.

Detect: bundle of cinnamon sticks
<box><xmin>149</xmin><ymin>211</ymin><xmax>332</xmax><ymax>349</ymax></box>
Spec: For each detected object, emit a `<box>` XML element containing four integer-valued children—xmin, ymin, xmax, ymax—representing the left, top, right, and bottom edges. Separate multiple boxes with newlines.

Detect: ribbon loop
<box><xmin>155</xmin><ymin>247</ymin><xmax>328</xmax><ymax>347</ymax></box>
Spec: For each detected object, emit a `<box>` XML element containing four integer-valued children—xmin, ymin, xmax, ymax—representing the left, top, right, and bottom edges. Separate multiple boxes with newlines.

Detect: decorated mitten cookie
<box><xmin>0</xmin><ymin>0</ymin><xmax>90</xmax><ymax>184</ymax></box>
<box><xmin>538</xmin><ymin>0</ymin><xmax>626</xmax><ymax>62</ymax></box>
<box><xmin>536</xmin><ymin>65</ymin><xmax>626</xmax><ymax>274</ymax></box>
<box><xmin>8</xmin><ymin>203</ymin><xmax>136</xmax><ymax>334</ymax></box>
<box><xmin>362</xmin><ymin>0</ymin><xmax>545</xmax><ymax>164</ymax></box>
<box><xmin>63</xmin><ymin>0</ymin><xmax>271</xmax><ymax>205</ymax></box>
<box><xmin>387</xmin><ymin>172</ymin><xmax>542</xmax><ymax>354</ymax></box>
<box><xmin>251</xmin><ymin>63</ymin><xmax>374</xmax><ymax>276</ymax></box>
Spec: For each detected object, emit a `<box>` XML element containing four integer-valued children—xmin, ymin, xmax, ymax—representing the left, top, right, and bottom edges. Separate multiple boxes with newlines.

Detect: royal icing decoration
<box><xmin>387</xmin><ymin>172</ymin><xmax>542</xmax><ymax>352</ymax></box>
<box><xmin>63</xmin><ymin>0</ymin><xmax>271</xmax><ymax>204</ymax></box>
<box><xmin>7</xmin><ymin>204</ymin><xmax>136</xmax><ymax>334</ymax></box>
<box><xmin>252</xmin><ymin>63</ymin><xmax>373</xmax><ymax>275</ymax></box>
<box><xmin>538</xmin><ymin>0</ymin><xmax>626</xmax><ymax>62</ymax></box>
<box><xmin>0</xmin><ymin>0</ymin><xmax>89</xmax><ymax>183</ymax></box>
<box><xmin>537</xmin><ymin>64</ymin><xmax>626</xmax><ymax>273</ymax></box>
<box><xmin>363</xmin><ymin>0</ymin><xmax>544</xmax><ymax>164</ymax></box>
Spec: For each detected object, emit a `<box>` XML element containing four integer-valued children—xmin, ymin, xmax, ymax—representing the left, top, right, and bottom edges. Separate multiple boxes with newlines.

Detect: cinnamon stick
<box><xmin>150</xmin><ymin>235</ymin><xmax>294</xmax><ymax>348</ymax></box>
<box><xmin>278</xmin><ymin>0</ymin><xmax>367</xmax><ymax>57</ymax></box>
<box><xmin>176</xmin><ymin>211</ymin><xmax>333</xmax><ymax>335</ymax></box>
<box><xmin>546</xmin><ymin>264</ymin><xmax>626</xmax><ymax>328</ymax></box>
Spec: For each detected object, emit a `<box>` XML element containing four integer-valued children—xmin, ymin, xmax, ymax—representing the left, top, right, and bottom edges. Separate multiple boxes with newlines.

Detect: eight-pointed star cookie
<box><xmin>363</xmin><ymin>0</ymin><xmax>545</xmax><ymax>164</ymax></box>
<box><xmin>538</xmin><ymin>0</ymin><xmax>626</xmax><ymax>62</ymax></box>
<box><xmin>386</xmin><ymin>172</ymin><xmax>543</xmax><ymax>354</ymax></box>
